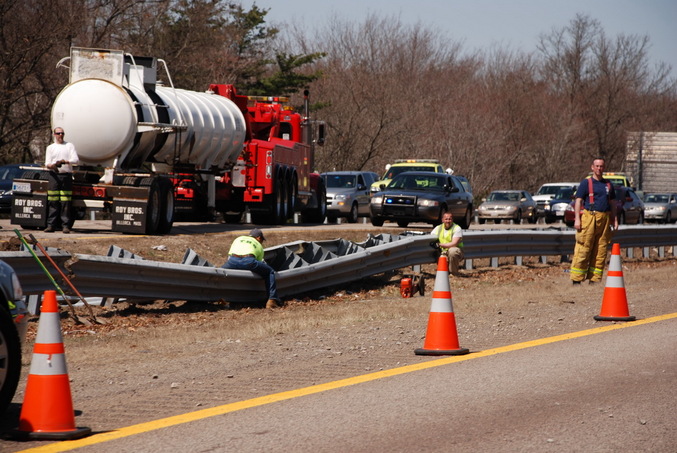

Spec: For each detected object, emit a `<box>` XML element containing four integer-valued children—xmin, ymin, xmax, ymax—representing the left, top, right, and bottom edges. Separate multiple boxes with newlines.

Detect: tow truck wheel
<box><xmin>156</xmin><ymin>177</ymin><xmax>175</xmax><ymax>234</ymax></box>
<box><xmin>0</xmin><ymin>305</ymin><xmax>21</xmax><ymax>415</ymax></box>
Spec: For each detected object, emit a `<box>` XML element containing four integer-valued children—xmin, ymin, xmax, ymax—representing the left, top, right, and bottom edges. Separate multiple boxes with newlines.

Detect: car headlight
<box><xmin>335</xmin><ymin>194</ymin><xmax>351</xmax><ymax>201</ymax></box>
<box><xmin>417</xmin><ymin>198</ymin><xmax>439</xmax><ymax>207</ymax></box>
<box><xmin>371</xmin><ymin>196</ymin><xmax>383</xmax><ymax>204</ymax></box>
<box><xmin>507</xmin><ymin>206</ymin><xmax>517</xmax><ymax>213</ymax></box>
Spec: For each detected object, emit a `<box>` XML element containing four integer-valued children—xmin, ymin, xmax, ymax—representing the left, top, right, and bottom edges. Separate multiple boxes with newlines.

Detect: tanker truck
<box><xmin>11</xmin><ymin>47</ymin><xmax>327</xmax><ymax>234</ymax></box>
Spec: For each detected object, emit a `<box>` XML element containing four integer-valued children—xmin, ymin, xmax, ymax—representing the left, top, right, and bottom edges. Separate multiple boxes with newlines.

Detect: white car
<box><xmin>533</xmin><ymin>182</ymin><xmax>578</xmax><ymax>216</ymax></box>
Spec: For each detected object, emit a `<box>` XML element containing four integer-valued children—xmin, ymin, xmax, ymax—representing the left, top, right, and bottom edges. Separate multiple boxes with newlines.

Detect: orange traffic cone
<box><xmin>594</xmin><ymin>243</ymin><xmax>636</xmax><ymax>322</ymax></box>
<box><xmin>415</xmin><ymin>255</ymin><xmax>469</xmax><ymax>356</ymax></box>
<box><xmin>13</xmin><ymin>290</ymin><xmax>91</xmax><ymax>440</ymax></box>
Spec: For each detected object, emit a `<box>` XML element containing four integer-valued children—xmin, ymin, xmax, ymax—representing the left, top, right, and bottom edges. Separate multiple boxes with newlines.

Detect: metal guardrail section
<box><xmin>63</xmin><ymin>233</ymin><xmax>438</xmax><ymax>303</ymax></box>
<box><xmin>0</xmin><ymin>246</ymin><xmax>71</xmax><ymax>294</ymax></box>
<box><xmin>1</xmin><ymin>227</ymin><xmax>675</xmax><ymax>303</ymax></box>
<box><xmin>461</xmin><ymin>226</ymin><xmax>677</xmax><ymax>259</ymax></box>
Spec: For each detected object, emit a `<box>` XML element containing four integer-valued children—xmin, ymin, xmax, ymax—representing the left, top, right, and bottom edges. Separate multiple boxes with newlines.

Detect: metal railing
<box><xmin>1</xmin><ymin>226</ymin><xmax>675</xmax><ymax>308</ymax></box>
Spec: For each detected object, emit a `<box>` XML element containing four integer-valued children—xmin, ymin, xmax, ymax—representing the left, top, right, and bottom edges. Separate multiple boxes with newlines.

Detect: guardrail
<box><xmin>1</xmin><ymin>226</ymin><xmax>675</xmax><ymax>308</ymax></box>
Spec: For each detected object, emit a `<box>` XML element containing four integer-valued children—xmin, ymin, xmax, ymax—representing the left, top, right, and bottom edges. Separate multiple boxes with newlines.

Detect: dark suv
<box><xmin>0</xmin><ymin>260</ymin><xmax>26</xmax><ymax>414</ymax></box>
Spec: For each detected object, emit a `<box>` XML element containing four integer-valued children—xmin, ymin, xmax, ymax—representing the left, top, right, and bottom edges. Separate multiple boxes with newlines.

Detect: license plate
<box><xmin>12</xmin><ymin>182</ymin><xmax>32</xmax><ymax>193</ymax></box>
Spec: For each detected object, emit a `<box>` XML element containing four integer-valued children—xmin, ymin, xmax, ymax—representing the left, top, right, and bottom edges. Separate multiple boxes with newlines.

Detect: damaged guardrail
<box><xmin>1</xmin><ymin>227</ymin><xmax>675</xmax><ymax>306</ymax></box>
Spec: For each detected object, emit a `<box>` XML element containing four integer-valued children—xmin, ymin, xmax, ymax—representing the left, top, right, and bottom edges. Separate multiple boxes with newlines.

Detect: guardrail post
<box><xmin>491</xmin><ymin>257</ymin><xmax>498</xmax><ymax>267</ymax></box>
<box><xmin>643</xmin><ymin>246</ymin><xmax>650</xmax><ymax>258</ymax></box>
<box><xmin>658</xmin><ymin>246</ymin><xmax>665</xmax><ymax>258</ymax></box>
<box><xmin>626</xmin><ymin>247</ymin><xmax>634</xmax><ymax>258</ymax></box>
<box><xmin>515</xmin><ymin>256</ymin><xmax>523</xmax><ymax>266</ymax></box>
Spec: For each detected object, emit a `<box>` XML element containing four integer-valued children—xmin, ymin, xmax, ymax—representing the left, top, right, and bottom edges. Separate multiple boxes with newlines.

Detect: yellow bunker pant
<box><xmin>570</xmin><ymin>210</ymin><xmax>613</xmax><ymax>282</ymax></box>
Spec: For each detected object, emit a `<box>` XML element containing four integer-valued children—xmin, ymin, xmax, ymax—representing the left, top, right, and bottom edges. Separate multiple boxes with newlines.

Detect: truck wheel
<box><xmin>287</xmin><ymin>173</ymin><xmax>298</xmax><ymax>220</ymax></box>
<box><xmin>302</xmin><ymin>179</ymin><xmax>326</xmax><ymax>224</ymax></box>
<box><xmin>145</xmin><ymin>179</ymin><xmax>162</xmax><ymax>234</ymax></box>
<box><xmin>0</xmin><ymin>305</ymin><xmax>21</xmax><ymax>415</ymax></box>
<box><xmin>346</xmin><ymin>203</ymin><xmax>359</xmax><ymax>223</ymax></box>
<box><xmin>156</xmin><ymin>177</ymin><xmax>175</xmax><ymax>234</ymax></box>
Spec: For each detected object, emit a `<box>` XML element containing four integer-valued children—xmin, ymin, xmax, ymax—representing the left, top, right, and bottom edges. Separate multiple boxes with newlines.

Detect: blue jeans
<box><xmin>222</xmin><ymin>256</ymin><xmax>279</xmax><ymax>301</ymax></box>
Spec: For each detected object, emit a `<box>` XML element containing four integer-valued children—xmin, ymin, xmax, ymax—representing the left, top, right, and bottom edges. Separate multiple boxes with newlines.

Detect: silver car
<box><xmin>322</xmin><ymin>171</ymin><xmax>378</xmax><ymax>223</ymax></box>
<box><xmin>477</xmin><ymin>190</ymin><xmax>538</xmax><ymax>224</ymax></box>
<box><xmin>643</xmin><ymin>193</ymin><xmax>677</xmax><ymax>223</ymax></box>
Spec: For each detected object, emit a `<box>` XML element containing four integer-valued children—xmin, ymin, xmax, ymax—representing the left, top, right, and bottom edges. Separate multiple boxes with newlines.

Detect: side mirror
<box><xmin>357</xmin><ymin>184</ymin><xmax>366</xmax><ymax>191</ymax></box>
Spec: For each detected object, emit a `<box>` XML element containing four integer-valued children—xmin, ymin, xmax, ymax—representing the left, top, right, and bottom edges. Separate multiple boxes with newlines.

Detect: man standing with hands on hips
<box><xmin>570</xmin><ymin>157</ymin><xmax>618</xmax><ymax>284</ymax></box>
<box><xmin>44</xmin><ymin>127</ymin><xmax>79</xmax><ymax>233</ymax></box>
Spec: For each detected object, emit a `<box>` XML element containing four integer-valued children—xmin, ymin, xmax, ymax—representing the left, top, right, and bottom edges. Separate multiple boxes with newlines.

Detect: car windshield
<box><xmin>488</xmin><ymin>192</ymin><xmax>519</xmax><ymax>202</ymax></box>
<box><xmin>645</xmin><ymin>194</ymin><xmax>668</xmax><ymax>203</ymax></box>
<box><xmin>383</xmin><ymin>166</ymin><xmax>436</xmax><ymax>180</ymax></box>
<box><xmin>324</xmin><ymin>175</ymin><xmax>357</xmax><ymax>189</ymax></box>
<box><xmin>0</xmin><ymin>166</ymin><xmax>24</xmax><ymax>181</ymax></box>
<box><xmin>554</xmin><ymin>188</ymin><xmax>574</xmax><ymax>199</ymax></box>
<box><xmin>388</xmin><ymin>174</ymin><xmax>445</xmax><ymax>192</ymax></box>
<box><xmin>537</xmin><ymin>185</ymin><xmax>563</xmax><ymax>195</ymax></box>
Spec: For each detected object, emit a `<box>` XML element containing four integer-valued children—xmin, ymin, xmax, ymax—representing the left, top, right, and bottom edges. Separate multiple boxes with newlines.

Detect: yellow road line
<box><xmin>18</xmin><ymin>312</ymin><xmax>677</xmax><ymax>452</ymax></box>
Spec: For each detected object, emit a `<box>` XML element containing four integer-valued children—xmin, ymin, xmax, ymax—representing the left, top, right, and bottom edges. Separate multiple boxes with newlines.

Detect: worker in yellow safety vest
<box><xmin>222</xmin><ymin>228</ymin><xmax>281</xmax><ymax>308</ymax></box>
<box><xmin>431</xmin><ymin>212</ymin><xmax>464</xmax><ymax>276</ymax></box>
<box><xmin>570</xmin><ymin>157</ymin><xmax>618</xmax><ymax>284</ymax></box>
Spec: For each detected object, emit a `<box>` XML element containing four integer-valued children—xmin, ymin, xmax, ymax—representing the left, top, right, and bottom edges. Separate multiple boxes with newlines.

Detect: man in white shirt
<box><xmin>431</xmin><ymin>212</ymin><xmax>464</xmax><ymax>276</ymax></box>
<box><xmin>44</xmin><ymin>127</ymin><xmax>79</xmax><ymax>233</ymax></box>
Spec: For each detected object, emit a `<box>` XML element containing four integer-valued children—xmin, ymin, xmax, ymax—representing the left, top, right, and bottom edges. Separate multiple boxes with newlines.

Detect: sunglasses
<box><xmin>54</xmin><ymin>132</ymin><xmax>64</xmax><ymax>135</ymax></box>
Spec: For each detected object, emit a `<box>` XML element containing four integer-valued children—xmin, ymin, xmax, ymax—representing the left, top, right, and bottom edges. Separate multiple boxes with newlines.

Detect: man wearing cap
<box><xmin>222</xmin><ymin>229</ymin><xmax>281</xmax><ymax>308</ymax></box>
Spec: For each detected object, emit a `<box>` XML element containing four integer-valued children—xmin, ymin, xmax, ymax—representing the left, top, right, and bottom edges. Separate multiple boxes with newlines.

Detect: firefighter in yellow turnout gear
<box><xmin>570</xmin><ymin>158</ymin><xmax>618</xmax><ymax>284</ymax></box>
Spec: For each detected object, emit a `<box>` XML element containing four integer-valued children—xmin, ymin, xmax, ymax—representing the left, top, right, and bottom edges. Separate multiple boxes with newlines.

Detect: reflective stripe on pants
<box><xmin>570</xmin><ymin>210</ymin><xmax>612</xmax><ymax>282</ymax></box>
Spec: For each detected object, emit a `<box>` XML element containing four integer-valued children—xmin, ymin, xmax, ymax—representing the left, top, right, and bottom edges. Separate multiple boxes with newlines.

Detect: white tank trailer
<box><xmin>12</xmin><ymin>47</ymin><xmax>326</xmax><ymax>234</ymax></box>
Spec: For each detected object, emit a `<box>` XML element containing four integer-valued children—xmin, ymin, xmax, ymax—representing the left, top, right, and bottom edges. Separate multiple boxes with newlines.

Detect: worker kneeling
<box><xmin>222</xmin><ymin>229</ymin><xmax>281</xmax><ymax>308</ymax></box>
<box><xmin>431</xmin><ymin>212</ymin><xmax>464</xmax><ymax>276</ymax></box>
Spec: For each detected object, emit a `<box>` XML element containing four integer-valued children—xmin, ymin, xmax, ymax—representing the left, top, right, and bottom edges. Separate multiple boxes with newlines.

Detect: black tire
<box><xmin>397</xmin><ymin>220</ymin><xmax>409</xmax><ymax>228</ymax></box>
<box><xmin>144</xmin><ymin>179</ymin><xmax>162</xmax><ymax>235</ymax></box>
<box><xmin>287</xmin><ymin>173</ymin><xmax>298</xmax><ymax>220</ymax></box>
<box><xmin>458</xmin><ymin>207</ymin><xmax>472</xmax><ymax>229</ymax></box>
<box><xmin>514</xmin><ymin>210</ymin><xmax>522</xmax><ymax>224</ymax></box>
<box><xmin>478</xmin><ymin>218</ymin><xmax>486</xmax><ymax>225</ymax></box>
<box><xmin>417</xmin><ymin>276</ymin><xmax>425</xmax><ymax>297</ymax></box>
<box><xmin>346</xmin><ymin>203</ymin><xmax>359</xmax><ymax>223</ymax></box>
<box><xmin>666</xmin><ymin>211</ymin><xmax>672</xmax><ymax>224</ymax></box>
<box><xmin>302</xmin><ymin>179</ymin><xmax>326</xmax><ymax>224</ymax></box>
<box><xmin>0</xmin><ymin>306</ymin><xmax>21</xmax><ymax>415</ymax></box>
<box><xmin>371</xmin><ymin>216</ymin><xmax>384</xmax><ymax>227</ymax></box>
<box><xmin>156</xmin><ymin>177</ymin><xmax>175</xmax><ymax>234</ymax></box>
<box><xmin>252</xmin><ymin>175</ymin><xmax>286</xmax><ymax>225</ymax></box>
<box><xmin>327</xmin><ymin>215</ymin><xmax>338</xmax><ymax>224</ymax></box>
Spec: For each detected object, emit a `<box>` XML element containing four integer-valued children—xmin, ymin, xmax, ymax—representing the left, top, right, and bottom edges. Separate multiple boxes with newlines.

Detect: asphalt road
<box><xmin>17</xmin><ymin>315</ymin><xmax>675</xmax><ymax>453</ymax></box>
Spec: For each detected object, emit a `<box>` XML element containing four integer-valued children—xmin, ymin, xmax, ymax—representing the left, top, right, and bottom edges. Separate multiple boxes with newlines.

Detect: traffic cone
<box><xmin>13</xmin><ymin>290</ymin><xmax>91</xmax><ymax>440</ymax></box>
<box><xmin>594</xmin><ymin>243</ymin><xmax>636</xmax><ymax>322</ymax></box>
<box><xmin>415</xmin><ymin>255</ymin><xmax>469</xmax><ymax>356</ymax></box>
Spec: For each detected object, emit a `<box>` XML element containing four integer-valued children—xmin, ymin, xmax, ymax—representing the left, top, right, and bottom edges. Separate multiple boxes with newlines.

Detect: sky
<box><xmin>241</xmin><ymin>0</ymin><xmax>677</xmax><ymax>76</ymax></box>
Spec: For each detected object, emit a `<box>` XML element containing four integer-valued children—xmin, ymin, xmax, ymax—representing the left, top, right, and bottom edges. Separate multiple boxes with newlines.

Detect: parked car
<box><xmin>370</xmin><ymin>159</ymin><xmax>451</xmax><ymax>194</ymax></box>
<box><xmin>0</xmin><ymin>163</ymin><xmax>41</xmax><ymax>212</ymax></box>
<box><xmin>544</xmin><ymin>187</ymin><xmax>575</xmax><ymax>224</ymax></box>
<box><xmin>322</xmin><ymin>171</ymin><xmax>379</xmax><ymax>223</ymax></box>
<box><xmin>643</xmin><ymin>193</ymin><xmax>677</xmax><ymax>223</ymax></box>
<box><xmin>477</xmin><ymin>190</ymin><xmax>538</xmax><ymax>224</ymax></box>
<box><xmin>563</xmin><ymin>186</ymin><xmax>644</xmax><ymax>226</ymax></box>
<box><xmin>0</xmin><ymin>259</ymin><xmax>27</xmax><ymax>415</ymax></box>
<box><xmin>369</xmin><ymin>172</ymin><xmax>473</xmax><ymax>228</ymax></box>
<box><xmin>532</xmin><ymin>182</ymin><xmax>578</xmax><ymax>216</ymax></box>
